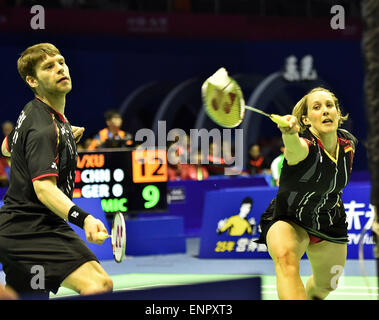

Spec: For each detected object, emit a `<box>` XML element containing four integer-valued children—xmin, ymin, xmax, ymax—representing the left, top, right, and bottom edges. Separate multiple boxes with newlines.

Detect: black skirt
<box><xmin>0</xmin><ymin>211</ymin><xmax>99</xmax><ymax>295</ymax></box>
<box><xmin>256</xmin><ymin>198</ymin><xmax>277</xmax><ymax>245</ymax></box>
<box><xmin>256</xmin><ymin>197</ymin><xmax>349</xmax><ymax>245</ymax></box>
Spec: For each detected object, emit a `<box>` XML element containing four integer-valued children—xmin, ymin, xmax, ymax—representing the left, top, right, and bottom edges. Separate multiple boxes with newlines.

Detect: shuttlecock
<box><xmin>207</xmin><ymin>67</ymin><xmax>231</xmax><ymax>89</ymax></box>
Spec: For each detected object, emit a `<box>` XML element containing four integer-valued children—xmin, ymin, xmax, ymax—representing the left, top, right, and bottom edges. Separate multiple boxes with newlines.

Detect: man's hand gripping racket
<box><xmin>95</xmin><ymin>212</ymin><xmax>127</xmax><ymax>263</ymax></box>
<box><xmin>201</xmin><ymin>67</ymin><xmax>291</xmax><ymax>129</ymax></box>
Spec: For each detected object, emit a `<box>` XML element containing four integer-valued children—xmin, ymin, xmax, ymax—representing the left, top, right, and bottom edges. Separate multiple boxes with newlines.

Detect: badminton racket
<box><xmin>202</xmin><ymin>67</ymin><xmax>290</xmax><ymax>128</ymax></box>
<box><xmin>97</xmin><ymin>211</ymin><xmax>126</xmax><ymax>263</ymax></box>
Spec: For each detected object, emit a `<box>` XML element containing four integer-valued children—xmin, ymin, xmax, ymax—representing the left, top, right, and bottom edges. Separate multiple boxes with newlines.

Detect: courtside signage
<box><xmin>199</xmin><ymin>184</ymin><xmax>374</xmax><ymax>259</ymax></box>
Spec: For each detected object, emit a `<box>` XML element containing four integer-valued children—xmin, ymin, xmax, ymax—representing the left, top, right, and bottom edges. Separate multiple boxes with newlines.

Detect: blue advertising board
<box><xmin>199</xmin><ymin>187</ymin><xmax>276</xmax><ymax>259</ymax></box>
<box><xmin>198</xmin><ymin>183</ymin><xmax>374</xmax><ymax>259</ymax></box>
<box><xmin>66</xmin><ymin>198</ymin><xmax>114</xmax><ymax>260</ymax></box>
<box><xmin>165</xmin><ymin>176</ymin><xmax>268</xmax><ymax>236</ymax></box>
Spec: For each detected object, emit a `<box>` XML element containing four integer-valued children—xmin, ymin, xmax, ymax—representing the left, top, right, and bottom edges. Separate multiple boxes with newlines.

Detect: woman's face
<box><xmin>303</xmin><ymin>90</ymin><xmax>340</xmax><ymax>136</ymax></box>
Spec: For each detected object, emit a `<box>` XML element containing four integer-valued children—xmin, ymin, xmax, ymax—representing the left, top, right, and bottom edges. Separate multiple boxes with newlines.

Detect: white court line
<box><xmin>50</xmin><ymin>283</ymin><xmax>181</xmax><ymax>299</ymax></box>
<box><xmin>328</xmin><ymin>292</ymin><xmax>379</xmax><ymax>296</ymax></box>
<box><xmin>121</xmin><ymin>283</ymin><xmax>179</xmax><ymax>291</ymax></box>
<box><xmin>262</xmin><ymin>285</ymin><xmax>379</xmax><ymax>290</ymax></box>
<box><xmin>262</xmin><ymin>290</ymin><xmax>379</xmax><ymax>297</ymax></box>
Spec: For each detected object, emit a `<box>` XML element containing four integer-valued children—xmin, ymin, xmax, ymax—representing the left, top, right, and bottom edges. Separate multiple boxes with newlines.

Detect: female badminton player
<box><xmin>0</xmin><ymin>43</ymin><xmax>113</xmax><ymax>298</ymax></box>
<box><xmin>257</xmin><ymin>87</ymin><xmax>357</xmax><ymax>300</ymax></box>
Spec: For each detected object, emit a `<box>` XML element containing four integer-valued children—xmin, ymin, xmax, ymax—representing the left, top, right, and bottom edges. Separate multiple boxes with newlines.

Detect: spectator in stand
<box><xmin>2</xmin><ymin>121</ymin><xmax>14</xmax><ymax>140</ymax></box>
<box><xmin>0</xmin><ymin>121</ymin><xmax>13</xmax><ymax>185</ymax></box>
<box><xmin>178</xmin><ymin>133</ymin><xmax>191</xmax><ymax>164</ymax></box>
<box><xmin>76</xmin><ymin>137</ymin><xmax>94</xmax><ymax>152</ymax></box>
<box><xmin>87</xmin><ymin>110</ymin><xmax>133</xmax><ymax>150</ymax></box>
<box><xmin>222</xmin><ymin>139</ymin><xmax>234</xmax><ymax>165</ymax></box>
<box><xmin>206</xmin><ymin>142</ymin><xmax>226</xmax><ymax>176</ymax></box>
<box><xmin>166</xmin><ymin>132</ymin><xmax>191</xmax><ymax>181</ymax></box>
<box><xmin>270</xmin><ymin>143</ymin><xmax>285</xmax><ymax>187</ymax></box>
<box><xmin>0</xmin><ymin>159</ymin><xmax>8</xmax><ymax>186</ymax></box>
<box><xmin>246</xmin><ymin>144</ymin><xmax>270</xmax><ymax>176</ymax></box>
<box><xmin>167</xmin><ymin>143</ymin><xmax>181</xmax><ymax>181</ymax></box>
<box><xmin>180</xmin><ymin>150</ymin><xmax>209</xmax><ymax>181</ymax></box>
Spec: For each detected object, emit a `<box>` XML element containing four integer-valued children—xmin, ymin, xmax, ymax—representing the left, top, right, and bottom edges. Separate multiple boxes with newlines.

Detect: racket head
<box><xmin>201</xmin><ymin>70</ymin><xmax>245</xmax><ymax>128</ymax></box>
<box><xmin>111</xmin><ymin>212</ymin><xmax>126</xmax><ymax>263</ymax></box>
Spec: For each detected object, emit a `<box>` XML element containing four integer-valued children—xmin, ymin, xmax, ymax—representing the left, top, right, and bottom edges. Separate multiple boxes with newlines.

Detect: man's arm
<box><xmin>217</xmin><ymin>218</ymin><xmax>233</xmax><ymax>234</ymax></box>
<box><xmin>33</xmin><ymin>176</ymin><xmax>108</xmax><ymax>244</ymax></box>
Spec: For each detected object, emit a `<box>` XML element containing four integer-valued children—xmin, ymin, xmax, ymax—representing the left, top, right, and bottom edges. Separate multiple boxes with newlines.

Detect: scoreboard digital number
<box><xmin>73</xmin><ymin>149</ymin><xmax>168</xmax><ymax>213</ymax></box>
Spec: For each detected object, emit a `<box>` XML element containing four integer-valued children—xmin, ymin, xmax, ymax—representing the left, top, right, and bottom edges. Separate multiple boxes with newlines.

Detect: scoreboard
<box><xmin>73</xmin><ymin>149</ymin><xmax>168</xmax><ymax>213</ymax></box>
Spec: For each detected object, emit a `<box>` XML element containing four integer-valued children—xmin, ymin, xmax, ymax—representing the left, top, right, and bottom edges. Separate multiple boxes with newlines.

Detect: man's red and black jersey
<box><xmin>274</xmin><ymin>128</ymin><xmax>358</xmax><ymax>243</ymax></box>
<box><xmin>0</xmin><ymin>98</ymin><xmax>77</xmax><ymax>215</ymax></box>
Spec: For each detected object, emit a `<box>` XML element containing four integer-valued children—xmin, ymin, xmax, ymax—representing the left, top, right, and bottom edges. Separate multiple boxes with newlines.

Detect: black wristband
<box><xmin>68</xmin><ymin>205</ymin><xmax>90</xmax><ymax>229</ymax></box>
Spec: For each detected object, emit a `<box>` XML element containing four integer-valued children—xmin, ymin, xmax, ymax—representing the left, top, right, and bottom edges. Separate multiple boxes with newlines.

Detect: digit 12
<box><xmin>137</xmin><ymin>157</ymin><xmax>163</xmax><ymax>177</ymax></box>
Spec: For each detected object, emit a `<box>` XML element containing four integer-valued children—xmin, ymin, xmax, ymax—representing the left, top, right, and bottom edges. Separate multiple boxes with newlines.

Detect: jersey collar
<box><xmin>306</xmin><ymin>129</ymin><xmax>340</xmax><ymax>164</ymax></box>
<box><xmin>35</xmin><ymin>97</ymin><xmax>66</xmax><ymax>123</ymax></box>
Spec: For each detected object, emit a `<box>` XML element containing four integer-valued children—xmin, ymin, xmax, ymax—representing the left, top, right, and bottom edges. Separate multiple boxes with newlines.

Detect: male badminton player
<box><xmin>257</xmin><ymin>88</ymin><xmax>357</xmax><ymax>300</ymax></box>
<box><xmin>0</xmin><ymin>43</ymin><xmax>113</xmax><ymax>298</ymax></box>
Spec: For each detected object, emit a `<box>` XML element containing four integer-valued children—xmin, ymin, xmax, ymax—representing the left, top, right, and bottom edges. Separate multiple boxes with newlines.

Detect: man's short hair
<box><xmin>17</xmin><ymin>43</ymin><xmax>61</xmax><ymax>93</ymax></box>
<box><xmin>104</xmin><ymin>109</ymin><xmax>122</xmax><ymax>121</ymax></box>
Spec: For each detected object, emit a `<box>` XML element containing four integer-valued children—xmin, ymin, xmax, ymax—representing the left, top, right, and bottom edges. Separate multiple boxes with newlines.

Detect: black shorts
<box><xmin>0</xmin><ymin>211</ymin><xmax>99</xmax><ymax>296</ymax></box>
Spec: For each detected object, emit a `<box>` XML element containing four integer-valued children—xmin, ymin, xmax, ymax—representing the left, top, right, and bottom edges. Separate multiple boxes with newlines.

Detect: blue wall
<box><xmin>0</xmin><ymin>33</ymin><xmax>367</xmax><ymax>169</ymax></box>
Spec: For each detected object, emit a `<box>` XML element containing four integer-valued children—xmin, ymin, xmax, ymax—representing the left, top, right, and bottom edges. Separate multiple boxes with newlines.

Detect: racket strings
<box><xmin>202</xmin><ymin>79</ymin><xmax>245</xmax><ymax>128</ymax></box>
<box><xmin>111</xmin><ymin>212</ymin><xmax>126</xmax><ymax>263</ymax></box>
<box><xmin>202</xmin><ymin>68</ymin><xmax>289</xmax><ymax>129</ymax></box>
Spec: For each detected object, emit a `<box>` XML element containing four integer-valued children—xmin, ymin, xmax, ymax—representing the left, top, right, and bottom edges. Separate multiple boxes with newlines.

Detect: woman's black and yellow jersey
<box><xmin>259</xmin><ymin>128</ymin><xmax>357</xmax><ymax>244</ymax></box>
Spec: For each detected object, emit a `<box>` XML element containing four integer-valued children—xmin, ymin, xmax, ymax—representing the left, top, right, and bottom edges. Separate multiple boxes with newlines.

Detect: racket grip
<box><xmin>270</xmin><ymin>114</ymin><xmax>290</xmax><ymax>127</ymax></box>
<box><xmin>97</xmin><ymin>231</ymin><xmax>110</xmax><ymax>241</ymax></box>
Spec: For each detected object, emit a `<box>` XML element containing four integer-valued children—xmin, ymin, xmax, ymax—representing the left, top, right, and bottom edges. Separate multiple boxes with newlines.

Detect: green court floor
<box><xmin>51</xmin><ymin>273</ymin><xmax>378</xmax><ymax>300</ymax></box>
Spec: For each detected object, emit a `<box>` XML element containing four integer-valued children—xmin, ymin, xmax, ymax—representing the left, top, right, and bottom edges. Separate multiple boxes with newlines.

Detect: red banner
<box><xmin>0</xmin><ymin>7</ymin><xmax>361</xmax><ymax>40</ymax></box>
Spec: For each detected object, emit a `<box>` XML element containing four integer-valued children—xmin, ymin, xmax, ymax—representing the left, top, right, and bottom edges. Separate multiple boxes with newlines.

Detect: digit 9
<box><xmin>142</xmin><ymin>185</ymin><xmax>160</xmax><ymax>209</ymax></box>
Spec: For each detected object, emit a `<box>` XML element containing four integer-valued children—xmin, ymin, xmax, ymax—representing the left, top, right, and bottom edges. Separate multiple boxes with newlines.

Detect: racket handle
<box><xmin>97</xmin><ymin>231</ymin><xmax>110</xmax><ymax>241</ymax></box>
<box><xmin>270</xmin><ymin>114</ymin><xmax>290</xmax><ymax>127</ymax></box>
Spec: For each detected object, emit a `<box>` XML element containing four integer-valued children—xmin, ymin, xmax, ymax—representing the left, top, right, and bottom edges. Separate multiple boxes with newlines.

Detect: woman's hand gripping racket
<box><xmin>97</xmin><ymin>212</ymin><xmax>126</xmax><ymax>263</ymax></box>
<box><xmin>201</xmin><ymin>67</ymin><xmax>290</xmax><ymax>128</ymax></box>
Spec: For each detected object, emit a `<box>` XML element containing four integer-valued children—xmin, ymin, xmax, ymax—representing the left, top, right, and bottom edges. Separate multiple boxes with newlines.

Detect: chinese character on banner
<box><xmin>345</xmin><ymin>200</ymin><xmax>366</xmax><ymax>230</ymax></box>
<box><xmin>235</xmin><ymin>238</ymin><xmax>249</xmax><ymax>252</ymax></box>
<box><xmin>282</xmin><ymin>55</ymin><xmax>300</xmax><ymax>81</ymax></box>
<box><xmin>282</xmin><ymin>55</ymin><xmax>318</xmax><ymax>82</ymax></box>
<box><xmin>301</xmin><ymin>55</ymin><xmax>318</xmax><ymax>80</ymax></box>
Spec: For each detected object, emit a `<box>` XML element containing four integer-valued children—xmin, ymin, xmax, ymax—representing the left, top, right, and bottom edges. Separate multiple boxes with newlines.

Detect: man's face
<box><xmin>29</xmin><ymin>54</ymin><xmax>72</xmax><ymax>97</ymax></box>
<box><xmin>106</xmin><ymin>116</ymin><xmax>122</xmax><ymax>130</ymax></box>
